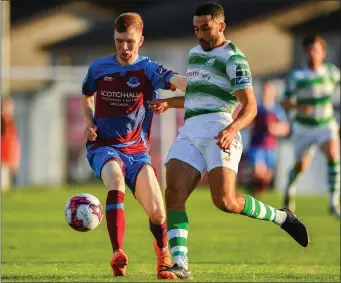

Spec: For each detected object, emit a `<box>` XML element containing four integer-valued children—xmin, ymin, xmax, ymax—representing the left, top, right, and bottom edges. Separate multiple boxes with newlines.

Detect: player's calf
<box><xmin>327</xmin><ymin>161</ymin><xmax>340</xmax><ymax>217</ymax></box>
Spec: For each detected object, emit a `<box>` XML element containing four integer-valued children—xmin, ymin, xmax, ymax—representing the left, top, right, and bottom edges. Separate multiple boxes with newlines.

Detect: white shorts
<box><xmin>165</xmin><ymin>114</ymin><xmax>243</xmax><ymax>177</ymax></box>
<box><xmin>292</xmin><ymin>120</ymin><xmax>340</xmax><ymax>161</ymax></box>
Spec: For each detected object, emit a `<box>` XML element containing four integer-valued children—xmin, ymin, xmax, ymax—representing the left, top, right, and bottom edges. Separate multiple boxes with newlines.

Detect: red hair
<box><xmin>114</xmin><ymin>13</ymin><xmax>144</xmax><ymax>34</ymax></box>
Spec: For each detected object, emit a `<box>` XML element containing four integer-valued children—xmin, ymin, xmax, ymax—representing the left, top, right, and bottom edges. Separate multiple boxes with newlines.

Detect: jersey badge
<box><xmin>127</xmin><ymin>76</ymin><xmax>140</xmax><ymax>88</ymax></box>
<box><xmin>206</xmin><ymin>58</ymin><xmax>215</xmax><ymax>66</ymax></box>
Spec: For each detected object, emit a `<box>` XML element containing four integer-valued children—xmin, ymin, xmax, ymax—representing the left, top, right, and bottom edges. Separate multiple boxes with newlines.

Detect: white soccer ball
<box><xmin>65</xmin><ymin>193</ymin><xmax>103</xmax><ymax>232</ymax></box>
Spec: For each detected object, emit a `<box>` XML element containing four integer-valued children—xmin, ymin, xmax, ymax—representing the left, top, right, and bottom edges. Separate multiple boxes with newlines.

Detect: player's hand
<box><xmin>84</xmin><ymin>123</ymin><xmax>98</xmax><ymax>141</ymax></box>
<box><xmin>296</xmin><ymin>104</ymin><xmax>313</xmax><ymax>115</ymax></box>
<box><xmin>214</xmin><ymin>125</ymin><xmax>237</xmax><ymax>150</ymax></box>
<box><xmin>147</xmin><ymin>99</ymin><xmax>169</xmax><ymax>115</ymax></box>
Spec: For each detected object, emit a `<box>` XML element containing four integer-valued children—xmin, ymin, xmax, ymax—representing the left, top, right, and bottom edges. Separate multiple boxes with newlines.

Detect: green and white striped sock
<box><xmin>241</xmin><ymin>194</ymin><xmax>287</xmax><ymax>225</ymax></box>
<box><xmin>167</xmin><ymin>210</ymin><xmax>189</xmax><ymax>269</ymax></box>
<box><xmin>328</xmin><ymin>161</ymin><xmax>340</xmax><ymax>208</ymax></box>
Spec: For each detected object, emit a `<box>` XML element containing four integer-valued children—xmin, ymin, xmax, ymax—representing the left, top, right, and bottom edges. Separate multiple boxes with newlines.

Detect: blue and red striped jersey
<box><xmin>82</xmin><ymin>55</ymin><xmax>175</xmax><ymax>154</ymax></box>
<box><xmin>250</xmin><ymin>104</ymin><xmax>287</xmax><ymax>148</ymax></box>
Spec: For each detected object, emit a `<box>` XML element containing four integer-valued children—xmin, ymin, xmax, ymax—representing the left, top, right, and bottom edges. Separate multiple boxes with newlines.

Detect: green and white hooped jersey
<box><xmin>284</xmin><ymin>64</ymin><xmax>340</xmax><ymax>126</ymax></box>
<box><xmin>184</xmin><ymin>40</ymin><xmax>253</xmax><ymax>122</ymax></box>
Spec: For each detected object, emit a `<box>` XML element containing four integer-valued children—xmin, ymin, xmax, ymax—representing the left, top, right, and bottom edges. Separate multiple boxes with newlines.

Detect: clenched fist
<box><xmin>84</xmin><ymin>122</ymin><xmax>98</xmax><ymax>141</ymax></box>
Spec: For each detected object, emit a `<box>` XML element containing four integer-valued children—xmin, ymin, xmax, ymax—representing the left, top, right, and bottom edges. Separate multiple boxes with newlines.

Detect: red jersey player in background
<box><xmin>248</xmin><ymin>81</ymin><xmax>289</xmax><ymax>199</ymax></box>
<box><xmin>1</xmin><ymin>96</ymin><xmax>21</xmax><ymax>190</ymax></box>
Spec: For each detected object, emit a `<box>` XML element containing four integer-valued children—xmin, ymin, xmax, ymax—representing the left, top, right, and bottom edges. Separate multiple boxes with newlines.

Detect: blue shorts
<box><xmin>248</xmin><ymin>146</ymin><xmax>277</xmax><ymax>170</ymax></box>
<box><xmin>87</xmin><ymin>146</ymin><xmax>154</xmax><ymax>193</ymax></box>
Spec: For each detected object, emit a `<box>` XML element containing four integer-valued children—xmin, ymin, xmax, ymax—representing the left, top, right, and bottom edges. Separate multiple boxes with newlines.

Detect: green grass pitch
<box><xmin>1</xmin><ymin>185</ymin><xmax>340</xmax><ymax>282</ymax></box>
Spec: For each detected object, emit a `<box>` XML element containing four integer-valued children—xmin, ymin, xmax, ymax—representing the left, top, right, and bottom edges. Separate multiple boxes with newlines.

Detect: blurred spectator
<box><xmin>247</xmin><ymin>81</ymin><xmax>289</xmax><ymax>199</ymax></box>
<box><xmin>1</xmin><ymin>96</ymin><xmax>21</xmax><ymax>190</ymax></box>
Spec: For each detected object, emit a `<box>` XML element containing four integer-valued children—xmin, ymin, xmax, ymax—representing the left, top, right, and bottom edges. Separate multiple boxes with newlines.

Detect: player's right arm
<box><xmin>81</xmin><ymin>65</ymin><xmax>97</xmax><ymax>141</ymax></box>
<box><xmin>280</xmin><ymin>73</ymin><xmax>297</xmax><ymax>111</ymax></box>
<box><xmin>280</xmin><ymin>73</ymin><xmax>296</xmax><ymax>111</ymax></box>
<box><xmin>280</xmin><ymin>72</ymin><xmax>312</xmax><ymax>114</ymax></box>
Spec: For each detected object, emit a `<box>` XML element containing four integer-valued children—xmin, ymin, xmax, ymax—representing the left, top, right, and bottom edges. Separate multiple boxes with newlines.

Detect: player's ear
<box><xmin>139</xmin><ymin>36</ymin><xmax>144</xmax><ymax>47</ymax></box>
<box><xmin>219</xmin><ymin>21</ymin><xmax>226</xmax><ymax>33</ymax></box>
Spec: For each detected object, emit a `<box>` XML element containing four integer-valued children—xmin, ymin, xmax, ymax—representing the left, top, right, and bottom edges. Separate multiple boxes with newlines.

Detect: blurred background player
<box><xmin>149</xmin><ymin>3</ymin><xmax>310</xmax><ymax>279</ymax></box>
<box><xmin>1</xmin><ymin>96</ymin><xmax>21</xmax><ymax>191</ymax></box>
<box><xmin>248</xmin><ymin>81</ymin><xmax>289</xmax><ymax>199</ymax></box>
<box><xmin>281</xmin><ymin>35</ymin><xmax>340</xmax><ymax>217</ymax></box>
<box><xmin>81</xmin><ymin>12</ymin><xmax>186</xmax><ymax>279</ymax></box>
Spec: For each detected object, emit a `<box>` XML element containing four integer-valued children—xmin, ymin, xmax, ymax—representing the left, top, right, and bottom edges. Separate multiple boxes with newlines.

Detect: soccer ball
<box><xmin>65</xmin><ymin>193</ymin><xmax>103</xmax><ymax>232</ymax></box>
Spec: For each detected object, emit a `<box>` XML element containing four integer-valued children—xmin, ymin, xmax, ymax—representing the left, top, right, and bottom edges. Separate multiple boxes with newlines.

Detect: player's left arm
<box><xmin>146</xmin><ymin>61</ymin><xmax>186</xmax><ymax>114</ymax></box>
<box><xmin>215</xmin><ymin>55</ymin><xmax>257</xmax><ymax>150</ymax></box>
<box><xmin>232</xmin><ymin>104</ymin><xmax>242</xmax><ymax>120</ymax></box>
<box><xmin>215</xmin><ymin>88</ymin><xmax>257</xmax><ymax>150</ymax></box>
<box><xmin>268</xmin><ymin>106</ymin><xmax>290</xmax><ymax>137</ymax></box>
<box><xmin>169</xmin><ymin>75</ymin><xmax>187</xmax><ymax>92</ymax></box>
<box><xmin>147</xmin><ymin>61</ymin><xmax>187</xmax><ymax>92</ymax></box>
<box><xmin>330</xmin><ymin>65</ymin><xmax>341</xmax><ymax>109</ymax></box>
<box><xmin>330</xmin><ymin>64</ymin><xmax>340</xmax><ymax>85</ymax></box>
<box><xmin>230</xmin><ymin>89</ymin><xmax>257</xmax><ymax>131</ymax></box>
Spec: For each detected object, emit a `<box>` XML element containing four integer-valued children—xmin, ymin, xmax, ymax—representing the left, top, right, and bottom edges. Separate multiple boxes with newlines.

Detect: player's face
<box><xmin>114</xmin><ymin>29</ymin><xmax>144</xmax><ymax>64</ymax></box>
<box><xmin>193</xmin><ymin>15</ymin><xmax>224</xmax><ymax>51</ymax></box>
<box><xmin>306</xmin><ymin>42</ymin><xmax>326</xmax><ymax>66</ymax></box>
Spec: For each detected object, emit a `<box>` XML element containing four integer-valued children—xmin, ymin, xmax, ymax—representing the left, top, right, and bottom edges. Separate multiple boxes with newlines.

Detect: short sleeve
<box><xmin>145</xmin><ymin>61</ymin><xmax>176</xmax><ymax>90</ymax></box>
<box><xmin>283</xmin><ymin>73</ymin><xmax>297</xmax><ymax>101</ymax></box>
<box><xmin>82</xmin><ymin>65</ymin><xmax>97</xmax><ymax>96</ymax></box>
<box><xmin>226</xmin><ymin>55</ymin><xmax>253</xmax><ymax>92</ymax></box>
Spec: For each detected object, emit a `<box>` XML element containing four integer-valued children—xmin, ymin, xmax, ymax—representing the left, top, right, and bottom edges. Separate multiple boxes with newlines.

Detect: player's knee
<box><xmin>149</xmin><ymin>210</ymin><xmax>166</xmax><ymax>225</ymax></box>
<box><xmin>326</xmin><ymin>151</ymin><xmax>339</xmax><ymax>163</ymax></box>
<box><xmin>213</xmin><ymin>197</ymin><xmax>239</xmax><ymax>213</ymax></box>
<box><xmin>101</xmin><ymin>161</ymin><xmax>125</xmax><ymax>191</ymax></box>
<box><xmin>107</xmin><ymin>176</ymin><xmax>125</xmax><ymax>191</ymax></box>
<box><xmin>254</xmin><ymin>164</ymin><xmax>267</xmax><ymax>178</ymax></box>
<box><xmin>296</xmin><ymin>161</ymin><xmax>308</xmax><ymax>172</ymax></box>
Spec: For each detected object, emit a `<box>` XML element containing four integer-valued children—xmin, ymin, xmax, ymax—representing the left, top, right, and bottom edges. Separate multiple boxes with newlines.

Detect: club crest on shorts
<box><xmin>127</xmin><ymin>76</ymin><xmax>140</xmax><ymax>88</ymax></box>
<box><xmin>223</xmin><ymin>148</ymin><xmax>232</xmax><ymax>162</ymax></box>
